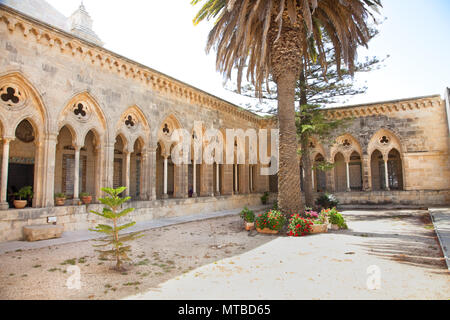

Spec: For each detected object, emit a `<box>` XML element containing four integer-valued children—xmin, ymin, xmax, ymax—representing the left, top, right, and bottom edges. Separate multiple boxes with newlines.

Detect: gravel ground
<box><xmin>0</xmin><ymin>210</ymin><xmax>448</xmax><ymax>300</ymax></box>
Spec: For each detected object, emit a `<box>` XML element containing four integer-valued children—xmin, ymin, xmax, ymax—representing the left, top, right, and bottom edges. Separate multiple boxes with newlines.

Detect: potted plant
<box><xmin>260</xmin><ymin>192</ymin><xmax>269</xmax><ymax>205</ymax></box>
<box><xmin>240</xmin><ymin>206</ymin><xmax>255</xmax><ymax>231</ymax></box>
<box><xmin>80</xmin><ymin>192</ymin><xmax>92</xmax><ymax>205</ymax></box>
<box><xmin>303</xmin><ymin>210</ymin><xmax>328</xmax><ymax>234</ymax></box>
<box><xmin>287</xmin><ymin>213</ymin><xmax>313</xmax><ymax>237</ymax></box>
<box><xmin>54</xmin><ymin>193</ymin><xmax>66</xmax><ymax>206</ymax></box>
<box><xmin>13</xmin><ymin>186</ymin><xmax>33</xmax><ymax>209</ymax></box>
<box><xmin>255</xmin><ymin>210</ymin><xmax>286</xmax><ymax>234</ymax></box>
<box><xmin>324</xmin><ymin>208</ymin><xmax>348</xmax><ymax>230</ymax></box>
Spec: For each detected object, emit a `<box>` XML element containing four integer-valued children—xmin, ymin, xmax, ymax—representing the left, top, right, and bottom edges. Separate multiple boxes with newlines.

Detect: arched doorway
<box><xmin>334</xmin><ymin>152</ymin><xmax>346</xmax><ymax>192</ymax></box>
<box><xmin>349</xmin><ymin>151</ymin><xmax>363</xmax><ymax>191</ymax></box>
<box><xmin>371</xmin><ymin>149</ymin><xmax>384</xmax><ymax>190</ymax></box>
<box><xmin>113</xmin><ymin>135</ymin><xmax>126</xmax><ymax>190</ymax></box>
<box><xmin>130</xmin><ymin>138</ymin><xmax>144</xmax><ymax>199</ymax></box>
<box><xmin>314</xmin><ymin>154</ymin><xmax>327</xmax><ymax>192</ymax></box>
<box><xmin>156</xmin><ymin>142</ymin><xmax>175</xmax><ymax>199</ymax></box>
<box><xmin>387</xmin><ymin>149</ymin><xmax>403</xmax><ymax>190</ymax></box>
<box><xmin>7</xmin><ymin>120</ymin><xmax>37</xmax><ymax>207</ymax></box>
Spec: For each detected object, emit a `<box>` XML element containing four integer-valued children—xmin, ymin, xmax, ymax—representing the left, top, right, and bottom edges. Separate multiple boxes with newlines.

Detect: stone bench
<box><xmin>23</xmin><ymin>225</ymin><xmax>64</xmax><ymax>242</ymax></box>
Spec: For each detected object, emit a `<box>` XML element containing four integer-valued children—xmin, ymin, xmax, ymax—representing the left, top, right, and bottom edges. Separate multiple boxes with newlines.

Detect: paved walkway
<box><xmin>125</xmin><ymin>209</ymin><xmax>449</xmax><ymax>300</ymax></box>
<box><xmin>0</xmin><ymin>205</ymin><xmax>270</xmax><ymax>255</ymax></box>
<box><xmin>429</xmin><ymin>208</ymin><xmax>450</xmax><ymax>270</ymax></box>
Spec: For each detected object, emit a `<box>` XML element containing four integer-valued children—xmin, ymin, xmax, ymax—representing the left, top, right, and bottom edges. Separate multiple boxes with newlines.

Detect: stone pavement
<box><xmin>125</xmin><ymin>209</ymin><xmax>450</xmax><ymax>300</ymax></box>
<box><xmin>0</xmin><ymin>204</ymin><xmax>270</xmax><ymax>255</ymax></box>
<box><xmin>429</xmin><ymin>208</ymin><xmax>450</xmax><ymax>270</ymax></box>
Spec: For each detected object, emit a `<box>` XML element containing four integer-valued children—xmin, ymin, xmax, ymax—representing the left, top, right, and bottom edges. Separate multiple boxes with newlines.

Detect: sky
<box><xmin>45</xmin><ymin>0</ymin><xmax>450</xmax><ymax>110</ymax></box>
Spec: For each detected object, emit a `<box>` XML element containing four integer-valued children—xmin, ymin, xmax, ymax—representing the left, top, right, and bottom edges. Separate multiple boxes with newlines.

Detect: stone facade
<box><xmin>0</xmin><ymin>3</ymin><xmax>449</xmax><ymax>242</ymax></box>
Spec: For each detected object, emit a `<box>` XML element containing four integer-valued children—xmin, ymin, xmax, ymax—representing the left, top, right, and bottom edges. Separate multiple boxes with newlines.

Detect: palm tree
<box><xmin>192</xmin><ymin>0</ymin><xmax>381</xmax><ymax>215</ymax></box>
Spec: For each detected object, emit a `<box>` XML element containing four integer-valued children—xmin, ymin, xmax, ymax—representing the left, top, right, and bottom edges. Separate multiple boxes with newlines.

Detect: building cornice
<box><xmin>324</xmin><ymin>95</ymin><xmax>444</xmax><ymax>120</ymax></box>
<box><xmin>0</xmin><ymin>5</ymin><xmax>262</xmax><ymax>125</ymax></box>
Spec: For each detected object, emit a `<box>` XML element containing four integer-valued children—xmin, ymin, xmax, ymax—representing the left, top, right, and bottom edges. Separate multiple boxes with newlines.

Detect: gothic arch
<box><xmin>0</xmin><ymin>71</ymin><xmax>47</xmax><ymax>138</ymax></box>
<box><xmin>115</xmin><ymin>105</ymin><xmax>151</xmax><ymax>152</ymax></box>
<box><xmin>368</xmin><ymin>129</ymin><xmax>403</xmax><ymax>159</ymax></box>
<box><xmin>57</xmin><ymin>91</ymin><xmax>107</xmax><ymax>147</ymax></box>
<box><xmin>330</xmin><ymin>133</ymin><xmax>363</xmax><ymax>162</ymax></box>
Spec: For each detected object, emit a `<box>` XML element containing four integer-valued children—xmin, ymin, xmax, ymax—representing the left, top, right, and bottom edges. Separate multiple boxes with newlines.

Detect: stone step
<box><xmin>23</xmin><ymin>225</ymin><xmax>64</xmax><ymax>242</ymax></box>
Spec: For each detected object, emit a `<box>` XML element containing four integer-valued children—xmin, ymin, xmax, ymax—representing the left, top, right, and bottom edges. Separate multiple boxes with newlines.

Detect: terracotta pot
<box><xmin>256</xmin><ymin>227</ymin><xmax>279</xmax><ymax>235</ymax></box>
<box><xmin>81</xmin><ymin>196</ymin><xmax>92</xmax><ymax>204</ymax></box>
<box><xmin>244</xmin><ymin>222</ymin><xmax>255</xmax><ymax>231</ymax></box>
<box><xmin>13</xmin><ymin>200</ymin><xmax>27</xmax><ymax>209</ymax></box>
<box><xmin>330</xmin><ymin>224</ymin><xmax>339</xmax><ymax>230</ymax></box>
<box><xmin>55</xmin><ymin>198</ymin><xmax>66</xmax><ymax>206</ymax></box>
<box><xmin>310</xmin><ymin>223</ymin><xmax>328</xmax><ymax>234</ymax></box>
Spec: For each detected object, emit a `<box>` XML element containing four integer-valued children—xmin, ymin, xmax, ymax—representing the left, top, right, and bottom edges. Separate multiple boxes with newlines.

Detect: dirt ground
<box><xmin>0</xmin><ymin>210</ymin><xmax>448</xmax><ymax>300</ymax></box>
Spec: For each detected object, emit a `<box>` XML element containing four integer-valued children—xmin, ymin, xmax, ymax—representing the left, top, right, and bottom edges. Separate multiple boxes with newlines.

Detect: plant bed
<box><xmin>255</xmin><ymin>210</ymin><xmax>286</xmax><ymax>234</ymax></box>
<box><xmin>245</xmin><ymin>222</ymin><xmax>255</xmax><ymax>231</ymax></box>
<box><xmin>80</xmin><ymin>193</ymin><xmax>92</xmax><ymax>204</ymax></box>
<box><xmin>256</xmin><ymin>227</ymin><xmax>278</xmax><ymax>234</ymax></box>
<box><xmin>310</xmin><ymin>223</ymin><xmax>328</xmax><ymax>234</ymax></box>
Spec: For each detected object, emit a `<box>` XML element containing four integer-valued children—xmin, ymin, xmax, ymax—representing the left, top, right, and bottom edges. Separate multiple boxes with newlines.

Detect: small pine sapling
<box><xmin>89</xmin><ymin>187</ymin><xmax>142</xmax><ymax>271</ymax></box>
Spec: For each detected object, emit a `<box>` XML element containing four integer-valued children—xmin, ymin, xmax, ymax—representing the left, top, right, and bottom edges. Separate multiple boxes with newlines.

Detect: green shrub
<box><xmin>15</xmin><ymin>186</ymin><xmax>33</xmax><ymax>200</ymax></box>
<box><xmin>272</xmin><ymin>200</ymin><xmax>278</xmax><ymax>210</ymax></box>
<box><xmin>54</xmin><ymin>193</ymin><xmax>66</xmax><ymax>198</ymax></box>
<box><xmin>260</xmin><ymin>192</ymin><xmax>269</xmax><ymax>205</ymax></box>
<box><xmin>239</xmin><ymin>207</ymin><xmax>255</xmax><ymax>223</ymax></box>
<box><xmin>322</xmin><ymin>208</ymin><xmax>348</xmax><ymax>229</ymax></box>
<box><xmin>316</xmin><ymin>192</ymin><xmax>339</xmax><ymax>209</ymax></box>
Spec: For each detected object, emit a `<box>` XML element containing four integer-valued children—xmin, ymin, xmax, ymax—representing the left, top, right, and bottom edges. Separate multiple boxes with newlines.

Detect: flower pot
<box><xmin>256</xmin><ymin>227</ymin><xmax>279</xmax><ymax>234</ymax></box>
<box><xmin>81</xmin><ymin>196</ymin><xmax>92</xmax><ymax>205</ymax></box>
<box><xmin>13</xmin><ymin>200</ymin><xmax>27</xmax><ymax>209</ymax></box>
<box><xmin>330</xmin><ymin>224</ymin><xmax>339</xmax><ymax>230</ymax></box>
<box><xmin>244</xmin><ymin>222</ymin><xmax>254</xmax><ymax>231</ymax></box>
<box><xmin>55</xmin><ymin>198</ymin><xmax>66</xmax><ymax>206</ymax></box>
<box><xmin>310</xmin><ymin>223</ymin><xmax>328</xmax><ymax>234</ymax></box>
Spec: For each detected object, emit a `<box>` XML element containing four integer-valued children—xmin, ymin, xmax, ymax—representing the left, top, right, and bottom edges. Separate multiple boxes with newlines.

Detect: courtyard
<box><xmin>0</xmin><ymin>209</ymin><xmax>448</xmax><ymax>300</ymax></box>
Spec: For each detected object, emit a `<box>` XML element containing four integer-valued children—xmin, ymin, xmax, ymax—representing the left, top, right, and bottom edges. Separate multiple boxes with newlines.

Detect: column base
<box><xmin>72</xmin><ymin>198</ymin><xmax>81</xmax><ymax>205</ymax></box>
<box><xmin>0</xmin><ymin>202</ymin><xmax>9</xmax><ymax>210</ymax></box>
<box><xmin>215</xmin><ymin>192</ymin><xmax>221</xmax><ymax>196</ymax></box>
<box><xmin>347</xmin><ymin>188</ymin><xmax>352</xmax><ymax>192</ymax></box>
<box><xmin>192</xmin><ymin>192</ymin><xmax>197</xmax><ymax>198</ymax></box>
<box><xmin>162</xmin><ymin>194</ymin><xmax>169</xmax><ymax>199</ymax></box>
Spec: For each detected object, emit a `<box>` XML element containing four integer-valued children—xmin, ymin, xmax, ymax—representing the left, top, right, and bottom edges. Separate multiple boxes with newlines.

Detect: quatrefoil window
<box><xmin>1</xmin><ymin>87</ymin><xmax>20</xmax><ymax>104</ymax></box>
<box><xmin>73</xmin><ymin>103</ymin><xmax>87</xmax><ymax>118</ymax></box>
<box><xmin>342</xmin><ymin>139</ymin><xmax>351</xmax><ymax>147</ymax></box>
<box><xmin>380</xmin><ymin>136</ymin><xmax>389</xmax><ymax>145</ymax></box>
<box><xmin>309</xmin><ymin>142</ymin><xmax>315</xmax><ymax>149</ymax></box>
<box><xmin>162</xmin><ymin>123</ymin><xmax>170</xmax><ymax>134</ymax></box>
<box><xmin>125</xmin><ymin>115</ymin><xmax>135</xmax><ymax>128</ymax></box>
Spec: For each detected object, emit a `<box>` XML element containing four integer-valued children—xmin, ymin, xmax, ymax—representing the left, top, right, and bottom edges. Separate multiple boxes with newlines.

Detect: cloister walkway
<box><xmin>0</xmin><ymin>204</ymin><xmax>270</xmax><ymax>255</ymax></box>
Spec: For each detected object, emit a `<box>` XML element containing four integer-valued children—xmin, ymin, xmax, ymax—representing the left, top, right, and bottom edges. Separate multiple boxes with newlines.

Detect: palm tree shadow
<box><xmin>340</xmin><ymin>211</ymin><xmax>448</xmax><ymax>273</ymax></box>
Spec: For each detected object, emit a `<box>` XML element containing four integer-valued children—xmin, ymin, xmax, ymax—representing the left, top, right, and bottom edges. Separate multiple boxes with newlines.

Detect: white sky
<box><xmin>46</xmin><ymin>0</ymin><xmax>450</xmax><ymax>110</ymax></box>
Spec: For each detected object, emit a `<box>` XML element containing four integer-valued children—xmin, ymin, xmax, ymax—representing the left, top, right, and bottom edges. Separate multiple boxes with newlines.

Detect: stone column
<box><xmin>124</xmin><ymin>151</ymin><xmax>131</xmax><ymax>197</ymax></box>
<box><xmin>163</xmin><ymin>156</ymin><xmax>168</xmax><ymax>198</ymax></box>
<box><xmin>148</xmin><ymin>148</ymin><xmax>157</xmax><ymax>201</ymax></box>
<box><xmin>362</xmin><ymin>154</ymin><xmax>371</xmax><ymax>191</ymax></box>
<box><xmin>0</xmin><ymin>138</ymin><xmax>12</xmax><ymax>210</ymax></box>
<box><xmin>215</xmin><ymin>163</ymin><xmax>220</xmax><ymax>196</ymax></box>
<box><xmin>73</xmin><ymin>145</ymin><xmax>81</xmax><ymax>204</ymax></box>
<box><xmin>346</xmin><ymin>161</ymin><xmax>351</xmax><ymax>192</ymax></box>
<box><xmin>192</xmin><ymin>158</ymin><xmax>197</xmax><ymax>197</ymax></box>
<box><xmin>42</xmin><ymin>133</ymin><xmax>58</xmax><ymax>207</ymax></box>
<box><xmin>384</xmin><ymin>158</ymin><xmax>390</xmax><ymax>191</ymax></box>
<box><xmin>311</xmin><ymin>168</ymin><xmax>315</xmax><ymax>191</ymax></box>
<box><xmin>249</xmin><ymin>165</ymin><xmax>253</xmax><ymax>193</ymax></box>
<box><xmin>234</xmin><ymin>164</ymin><xmax>238</xmax><ymax>194</ymax></box>
<box><xmin>104</xmin><ymin>142</ymin><xmax>115</xmax><ymax>190</ymax></box>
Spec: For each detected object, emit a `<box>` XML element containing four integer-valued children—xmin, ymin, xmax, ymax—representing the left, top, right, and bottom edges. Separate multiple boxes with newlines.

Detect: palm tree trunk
<box><xmin>301</xmin><ymin>136</ymin><xmax>314</xmax><ymax>208</ymax></box>
<box><xmin>275</xmin><ymin>70</ymin><xmax>303</xmax><ymax>216</ymax></box>
<box><xmin>299</xmin><ymin>67</ymin><xmax>314</xmax><ymax>208</ymax></box>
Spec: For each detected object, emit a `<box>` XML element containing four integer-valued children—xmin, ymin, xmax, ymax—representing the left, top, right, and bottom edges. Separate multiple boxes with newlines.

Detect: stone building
<box><xmin>0</xmin><ymin>1</ymin><xmax>448</xmax><ymax>242</ymax></box>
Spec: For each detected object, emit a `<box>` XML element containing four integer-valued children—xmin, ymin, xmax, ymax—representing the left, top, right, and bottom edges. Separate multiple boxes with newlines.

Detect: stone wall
<box><xmin>0</xmin><ymin>193</ymin><xmax>266</xmax><ymax>242</ymax></box>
